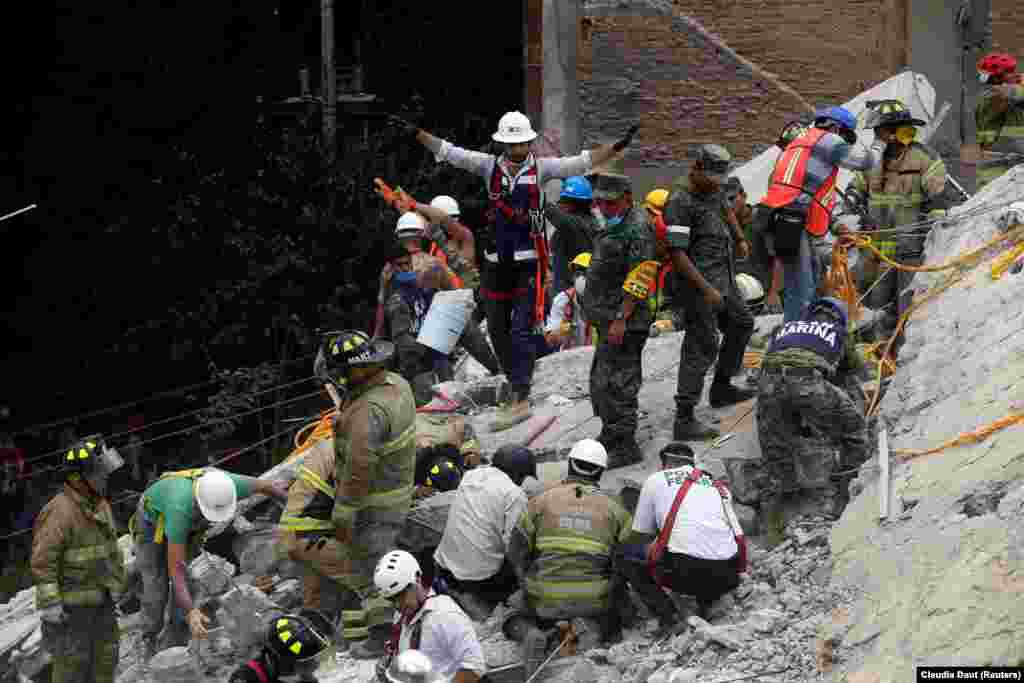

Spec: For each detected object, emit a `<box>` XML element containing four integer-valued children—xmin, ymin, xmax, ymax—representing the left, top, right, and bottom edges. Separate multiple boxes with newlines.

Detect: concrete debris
<box><xmin>218</xmin><ymin>583</ymin><xmax>284</xmax><ymax>655</ymax></box>
<box><xmin>149</xmin><ymin>646</ymin><xmax>200</xmax><ymax>683</ymax></box>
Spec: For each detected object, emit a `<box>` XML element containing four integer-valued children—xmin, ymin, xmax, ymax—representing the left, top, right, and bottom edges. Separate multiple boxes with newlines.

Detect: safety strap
<box><xmin>647</xmin><ymin>468</ymin><xmax>702</xmax><ymax>587</ymax></box>
<box><xmin>245</xmin><ymin>660</ymin><xmax>270</xmax><ymax>683</ymax></box>
<box><xmin>143</xmin><ymin>468</ymin><xmax>209</xmax><ymax>546</ymax></box>
<box><xmin>298</xmin><ymin>465</ymin><xmax>335</xmax><ymax>499</ymax></box>
<box><xmin>712</xmin><ymin>480</ymin><xmax>748</xmax><ymax>573</ymax></box>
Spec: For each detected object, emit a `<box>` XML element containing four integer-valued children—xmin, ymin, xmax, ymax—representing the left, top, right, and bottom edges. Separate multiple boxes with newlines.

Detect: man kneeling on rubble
<box><xmin>617</xmin><ymin>442</ymin><xmax>747</xmax><ymax>633</ymax></box>
<box><xmin>432</xmin><ymin>444</ymin><xmax>536</xmax><ymax>615</ymax></box>
<box><xmin>756</xmin><ymin>297</ymin><xmax>870</xmax><ymax>547</ymax></box>
<box><xmin>373</xmin><ymin>550</ymin><xmax>486</xmax><ymax>683</ymax></box>
<box><xmin>413</xmin><ymin>413</ymin><xmax>481</xmax><ymax>500</ymax></box>
<box><xmin>504</xmin><ymin>439</ymin><xmax>632</xmax><ymax>677</ymax></box>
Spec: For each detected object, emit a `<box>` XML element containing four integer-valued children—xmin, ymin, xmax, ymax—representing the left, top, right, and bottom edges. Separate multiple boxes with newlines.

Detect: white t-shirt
<box><xmin>397</xmin><ymin>593</ymin><xmax>487</xmax><ymax>678</ymax></box>
<box><xmin>545</xmin><ymin>289</ymin><xmax>589</xmax><ymax>348</ymax></box>
<box><xmin>632</xmin><ymin>465</ymin><xmax>740</xmax><ymax>560</ymax></box>
<box><xmin>434</xmin><ymin>467</ymin><xmax>528</xmax><ymax>581</ymax></box>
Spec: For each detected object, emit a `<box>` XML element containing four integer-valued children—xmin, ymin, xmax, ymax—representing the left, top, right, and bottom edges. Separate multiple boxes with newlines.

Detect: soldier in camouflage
<box><xmin>664</xmin><ymin>145</ymin><xmax>756</xmax><ymax>441</ymax></box>
<box><xmin>755</xmin><ymin>297</ymin><xmax>869</xmax><ymax>547</ymax></box>
<box><xmin>581</xmin><ymin>160</ymin><xmax>657</xmax><ymax>468</ymax></box>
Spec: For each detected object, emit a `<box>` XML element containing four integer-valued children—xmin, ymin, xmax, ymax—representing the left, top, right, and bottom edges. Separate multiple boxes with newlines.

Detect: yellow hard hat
<box><xmin>571</xmin><ymin>252</ymin><xmax>592</xmax><ymax>270</ymax></box>
<box><xmin>644</xmin><ymin>189</ymin><xmax>670</xmax><ymax>214</ymax></box>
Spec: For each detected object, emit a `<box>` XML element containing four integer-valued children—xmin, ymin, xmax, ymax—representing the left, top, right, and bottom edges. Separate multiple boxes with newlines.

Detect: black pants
<box><xmin>435</xmin><ymin>559</ymin><xmax>519</xmax><ymax>607</ymax></box>
<box><xmin>617</xmin><ymin>544</ymin><xmax>740</xmax><ymax>621</ymax></box>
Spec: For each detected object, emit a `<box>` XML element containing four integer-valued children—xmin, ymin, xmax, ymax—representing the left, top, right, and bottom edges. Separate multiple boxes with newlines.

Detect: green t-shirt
<box><xmin>143</xmin><ymin>470</ymin><xmax>254</xmax><ymax>544</ymax></box>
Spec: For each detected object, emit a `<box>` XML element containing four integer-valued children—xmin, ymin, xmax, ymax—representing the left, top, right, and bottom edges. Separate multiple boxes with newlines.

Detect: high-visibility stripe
<box><xmin>377</xmin><ymin>424</ymin><xmax>416</xmax><ymax>458</ymax></box>
<box><xmin>484</xmin><ymin>249</ymin><xmax>538</xmax><ymax>263</ymax></box>
<box><xmin>526</xmin><ymin>578</ymin><xmax>610</xmax><ymax>601</ymax></box>
<box><xmin>343</xmin><ymin>626</ymin><xmax>370</xmax><ymax>640</ymax></box>
<box><xmin>36</xmin><ymin>583</ymin><xmax>61</xmax><ymax>605</ymax></box>
<box><xmin>297</xmin><ymin>466</ymin><xmax>334</xmax><ymax>499</ymax></box>
<box><xmin>781</xmin><ymin>148</ymin><xmax>804</xmax><ymax>185</ymax></box>
<box><xmin>535</xmin><ymin>536</ymin><xmax>610</xmax><ymax>556</ymax></box>
<box><xmin>61</xmin><ymin>587</ymin><xmax>110</xmax><ymax>606</ymax></box>
<box><xmin>336</xmin><ymin>484</ymin><xmax>414</xmax><ymax>511</ymax></box>
<box><xmin>924</xmin><ymin>160</ymin><xmax>945</xmax><ymax>178</ymax></box>
<box><xmin>65</xmin><ymin>544</ymin><xmax>116</xmax><ymax>564</ymax></box>
<box><xmin>278</xmin><ymin>516</ymin><xmax>334</xmax><ymax>532</ymax></box>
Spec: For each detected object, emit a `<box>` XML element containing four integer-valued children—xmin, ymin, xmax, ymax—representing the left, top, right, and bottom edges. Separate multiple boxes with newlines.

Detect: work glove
<box><xmin>187</xmin><ymin>607</ymin><xmax>211</xmax><ymax>640</ymax></box>
<box><xmin>612</xmin><ymin>124</ymin><xmax>640</xmax><ymax>152</ymax></box>
<box><xmin>387</xmin><ymin>114</ymin><xmax>419</xmax><ymax>140</ymax></box>
<box><xmin>39</xmin><ymin>604</ymin><xmax>67</xmax><ymax>625</ymax></box>
<box><xmin>267</xmin><ymin>479</ymin><xmax>290</xmax><ymax>500</ymax></box>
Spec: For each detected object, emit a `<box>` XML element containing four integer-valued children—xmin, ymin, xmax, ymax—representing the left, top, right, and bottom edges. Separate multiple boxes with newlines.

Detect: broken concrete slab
<box><xmin>149</xmin><ymin>646</ymin><xmax>199</xmax><ymax>683</ymax></box>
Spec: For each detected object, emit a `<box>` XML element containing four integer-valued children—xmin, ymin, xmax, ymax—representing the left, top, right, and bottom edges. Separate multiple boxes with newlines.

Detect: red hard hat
<box><xmin>978</xmin><ymin>53</ymin><xmax>1018</xmax><ymax>79</ymax></box>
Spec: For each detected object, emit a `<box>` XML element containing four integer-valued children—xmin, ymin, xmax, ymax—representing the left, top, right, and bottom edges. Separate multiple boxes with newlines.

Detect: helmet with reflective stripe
<box><xmin>265</xmin><ymin>612</ymin><xmax>331</xmax><ymax>674</ymax></box>
<box><xmin>491</xmin><ymin>444</ymin><xmax>537</xmax><ymax>486</ymax></box>
<box><xmin>863</xmin><ymin>99</ymin><xmax>926</xmax><ymax>130</ymax></box>
<box><xmin>978</xmin><ymin>53</ymin><xmax>1017</xmax><ymax>81</ymax></box>
<box><xmin>315</xmin><ymin>329</ymin><xmax>394</xmax><ymax>389</ymax></box>
<box><xmin>423</xmin><ymin>456</ymin><xmax>462</xmax><ymax>492</ymax></box>
<box><xmin>560</xmin><ymin>176</ymin><xmax>593</xmax><ymax>201</ymax></box>
<box><xmin>396</xmin><ymin>212</ymin><xmax>427</xmax><ymax>240</ymax></box>
<box><xmin>567</xmin><ymin>438</ymin><xmax>608</xmax><ymax>473</ymax></box>
<box><xmin>63</xmin><ymin>434</ymin><xmax>124</xmax><ymax>479</ymax></box>
<box><xmin>644</xmin><ymin>188</ymin><xmax>669</xmax><ymax>214</ymax></box>
<box><xmin>492</xmin><ymin>111</ymin><xmax>537</xmax><ymax>144</ymax></box>
<box><xmin>195</xmin><ymin>469</ymin><xmax>238</xmax><ymax>523</ymax></box>
<box><xmin>807</xmin><ymin>296</ymin><xmax>849</xmax><ymax>330</ymax></box>
<box><xmin>374</xmin><ymin>550</ymin><xmax>422</xmax><ymax>598</ymax></box>
<box><xmin>429</xmin><ymin>195</ymin><xmax>460</xmax><ymax>217</ymax></box>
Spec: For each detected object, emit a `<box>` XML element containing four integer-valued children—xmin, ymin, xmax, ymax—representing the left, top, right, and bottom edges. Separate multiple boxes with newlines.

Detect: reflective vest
<box><xmin>762</xmin><ymin>128</ymin><xmax>838</xmax><ymax>237</ymax></box>
<box><xmin>484</xmin><ymin>155</ymin><xmax>543</xmax><ymax>267</ymax></box>
<box><xmin>428</xmin><ymin>243</ymin><xmax>465</xmax><ymax>288</ymax></box>
<box><xmin>648</xmin><ymin>262</ymin><xmax>672</xmax><ymax>318</ymax></box>
<box><xmin>279</xmin><ymin>444</ymin><xmax>337</xmax><ymax>534</ymax></box>
<box><xmin>33</xmin><ymin>484</ymin><xmax>125</xmax><ymax>609</ymax></box>
<box><xmin>518</xmin><ymin>479</ymin><xmax>632</xmax><ymax>619</ymax></box>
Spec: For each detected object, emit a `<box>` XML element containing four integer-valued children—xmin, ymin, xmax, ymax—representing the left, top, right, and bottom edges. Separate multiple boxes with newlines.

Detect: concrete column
<box><xmin>542</xmin><ymin>0</ymin><xmax>580</xmax><ymax>154</ymax></box>
<box><xmin>524</xmin><ymin>0</ymin><xmax>544</xmax><ymax>126</ymax></box>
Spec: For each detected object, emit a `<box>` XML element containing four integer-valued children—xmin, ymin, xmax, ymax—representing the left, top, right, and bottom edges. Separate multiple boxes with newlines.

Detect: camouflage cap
<box><xmin>587</xmin><ymin>152</ymin><xmax>632</xmax><ymax>199</ymax></box>
<box><xmin>698</xmin><ymin>144</ymin><xmax>733</xmax><ymax>175</ymax></box>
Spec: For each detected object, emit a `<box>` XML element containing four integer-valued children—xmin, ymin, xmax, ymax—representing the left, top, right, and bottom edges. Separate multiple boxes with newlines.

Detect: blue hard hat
<box><xmin>560</xmin><ymin>176</ymin><xmax>593</xmax><ymax>201</ymax></box>
<box><xmin>807</xmin><ymin>297</ymin><xmax>849</xmax><ymax>329</ymax></box>
<box><xmin>815</xmin><ymin>106</ymin><xmax>857</xmax><ymax>132</ymax></box>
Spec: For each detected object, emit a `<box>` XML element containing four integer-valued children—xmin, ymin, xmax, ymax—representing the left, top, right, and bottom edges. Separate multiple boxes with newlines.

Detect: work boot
<box><xmin>709</xmin><ymin>381</ymin><xmax>757</xmax><ymax>409</ymax></box>
<box><xmin>490</xmin><ymin>398</ymin><xmax>533</xmax><ymax>432</ymax></box>
<box><xmin>673</xmin><ymin>411</ymin><xmax>720</xmax><ymax>441</ymax></box>
<box><xmin>762</xmin><ymin>494</ymin><xmax>786</xmax><ymax>549</ymax></box>
<box><xmin>520</xmin><ymin>626</ymin><xmax>550</xmax><ymax>679</ymax></box>
<box><xmin>348</xmin><ymin>626</ymin><xmax>391</xmax><ymax>659</ymax></box>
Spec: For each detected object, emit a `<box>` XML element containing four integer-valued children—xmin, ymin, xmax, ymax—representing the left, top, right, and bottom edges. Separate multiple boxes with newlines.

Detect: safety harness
<box><xmin>129</xmin><ymin>468</ymin><xmax>210</xmax><ymax>547</ymax></box>
<box><xmin>647</xmin><ymin>468</ymin><xmax>747</xmax><ymax>587</ymax></box>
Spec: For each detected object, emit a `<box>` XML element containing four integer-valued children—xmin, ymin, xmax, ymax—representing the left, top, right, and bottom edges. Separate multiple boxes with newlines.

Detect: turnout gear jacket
<box><xmin>509</xmin><ymin>477</ymin><xmax>632</xmax><ymax>619</ymax></box>
<box><xmin>32</xmin><ymin>483</ymin><xmax>126</xmax><ymax>609</ymax></box>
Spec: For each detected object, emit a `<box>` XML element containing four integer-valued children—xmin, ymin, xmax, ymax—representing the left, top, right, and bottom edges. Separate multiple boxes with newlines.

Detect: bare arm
<box><xmin>414</xmin><ymin>202</ymin><xmax>476</xmax><ymax>262</ymax></box>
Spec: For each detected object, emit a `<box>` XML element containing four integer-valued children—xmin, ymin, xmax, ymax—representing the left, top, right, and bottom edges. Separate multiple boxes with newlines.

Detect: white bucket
<box><xmin>417</xmin><ymin>289</ymin><xmax>474</xmax><ymax>355</ymax></box>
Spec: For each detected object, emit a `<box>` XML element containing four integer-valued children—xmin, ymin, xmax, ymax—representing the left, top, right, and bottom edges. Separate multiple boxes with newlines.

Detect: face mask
<box><xmin>895</xmin><ymin>126</ymin><xmax>916</xmax><ymax>145</ymax></box>
<box><xmin>978</xmin><ymin>71</ymin><xmax>991</xmax><ymax>84</ymax></box>
<box><xmin>394</xmin><ymin>271</ymin><xmax>417</xmax><ymax>285</ymax></box>
<box><xmin>606</xmin><ymin>214</ymin><xmax>624</xmax><ymax>227</ymax></box>
<box><xmin>574</xmin><ymin>275</ymin><xmax>587</xmax><ymax>296</ymax></box>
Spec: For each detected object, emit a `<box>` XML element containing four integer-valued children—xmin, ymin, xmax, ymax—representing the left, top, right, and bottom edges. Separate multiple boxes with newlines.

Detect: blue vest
<box><xmin>767</xmin><ymin>319</ymin><xmax>844</xmax><ymax>368</ymax></box>
<box><xmin>487</xmin><ymin>156</ymin><xmax>543</xmax><ymax>266</ymax></box>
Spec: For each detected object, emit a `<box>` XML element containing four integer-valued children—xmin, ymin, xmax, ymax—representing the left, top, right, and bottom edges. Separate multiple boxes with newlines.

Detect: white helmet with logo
<box><xmin>396</xmin><ymin>212</ymin><xmax>427</xmax><ymax>239</ymax></box>
<box><xmin>429</xmin><ymin>195</ymin><xmax>460</xmax><ymax>217</ymax></box>
<box><xmin>195</xmin><ymin>469</ymin><xmax>238</xmax><ymax>523</ymax></box>
<box><xmin>385</xmin><ymin>650</ymin><xmax>441</xmax><ymax>683</ymax></box>
<box><xmin>735</xmin><ymin>273</ymin><xmax>766</xmax><ymax>314</ymax></box>
<box><xmin>567</xmin><ymin>438</ymin><xmax>608</xmax><ymax>471</ymax></box>
<box><xmin>493</xmin><ymin>111</ymin><xmax>538</xmax><ymax>144</ymax></box>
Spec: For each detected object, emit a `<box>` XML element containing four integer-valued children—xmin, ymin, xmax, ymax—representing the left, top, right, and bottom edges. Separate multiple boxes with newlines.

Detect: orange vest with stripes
<box><xmin>762</xmin><ymin>127</ymin><xmax>838</xmax><ymax>237</ymax></box>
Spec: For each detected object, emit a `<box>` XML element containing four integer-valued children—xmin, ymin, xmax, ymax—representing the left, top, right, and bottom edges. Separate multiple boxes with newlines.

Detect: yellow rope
<box><xmin>292</xmin><ymin>409</ymin><xmax>338</xmax><ymax>456</ymax></box>
<box><xmin>893</xmin><ymin>413</ymin><xmax>1024</xmax><ymax>460</ymax></box>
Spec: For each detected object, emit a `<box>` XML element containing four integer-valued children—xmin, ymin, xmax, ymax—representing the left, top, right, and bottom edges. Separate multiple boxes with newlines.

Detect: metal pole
<box><xmin>321</xmin><ymin>0</ymin><xmax>336</xmax><ymax>165</ymax></box>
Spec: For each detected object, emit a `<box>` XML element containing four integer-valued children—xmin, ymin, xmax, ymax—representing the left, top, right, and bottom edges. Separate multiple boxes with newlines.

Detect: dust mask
<box><xmin>895</xmin><ymin>126</ymin><xmax>916</xmax><ymax>145</ymax></box>
<box><xmin>574</xmin><ymin>274</ymin><xmax>587</xmax><ymax>296</ymax></box>
<box><xmin>978</xmin><ymin>71</ymin><xmax>991</xmax><ymax>84</ymax></box>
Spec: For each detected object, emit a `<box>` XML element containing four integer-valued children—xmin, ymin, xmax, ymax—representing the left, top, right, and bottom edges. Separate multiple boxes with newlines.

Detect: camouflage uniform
<box><xmin>976</xmin><ymin>80</ymin><xmax>1024</xmax><ymax>190</ymax></box>
<box><xmin>755</xmin><ymin>318</ymin><xmax>869</xmax><ymax>516</ymax></box>
<box><xmin>31</xmin><ymin>483</ymin><xmax>125</xmax><ymax>683</ymax></box>
<box><xmin>582</xmin><ymin>205</ymin><xmax>655</xmax><ymax>460</ymax></box>
<box><xmin>330</xmin><ymin>371</ymin><xmax>416</xmax><ymax>645</ymax></box>
<box><xmin>545</xmin><ymin>203</ymin><xmax>598</xmax><ymax>293</ymax></box>
<box><xmin>664</xmin><ymin>182</ymin><xmax>755</xmax><ymax>415</ymax></box>
<box><xmin>851</xmin><ymin>142</ymin><xmax>946</xmax><ymax>353</ymax></box>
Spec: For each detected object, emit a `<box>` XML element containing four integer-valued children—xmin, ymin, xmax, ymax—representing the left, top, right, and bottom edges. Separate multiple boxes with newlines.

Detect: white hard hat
<box><xmin>195</xmin><ymin>470</ymin><xmax>238</xmax><ymax>523</ymax></box>
<box><xmin>567</xmin><ymin>438</ymin><xmax>608</xmax><ymax>470</ymax></box>
<box><xmin>396</xmin><ymin>211</ymin><xmax>427</xmax><ymax>239</ymax></box>
<box><xmin>386</xmin><ymin>650</ymin><xmax>439</xmax><ymax>683</ymax></box>
<box><xmin>735</xmin><ymin>273</ymin><xmax>765</xmax><ymax>304</ymax></box>
<box><xmin>492</xmin><ymin>111</ymin><xmax>537</xmax><ymax>144</ymax></box>
<box><xmin>429</xmin><ymin>195</ymin><xmax>460</xmax><ymax>217</ymax></box>
<box><xmin>374</xmin><ymin>550</ymin><xmax>422</xmax><ymax>598</ymax></box>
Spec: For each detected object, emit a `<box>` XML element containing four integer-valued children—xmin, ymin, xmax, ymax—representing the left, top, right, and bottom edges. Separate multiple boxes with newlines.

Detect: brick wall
<box><xmin>991</xmin><ymin>0</ymin><xmax>1024</xmax><ymax>59</ymax></box>
<box><xmin>578</xmin><ymin>0</ymin><xmax>903</xmax><ymax>166</ymax></box>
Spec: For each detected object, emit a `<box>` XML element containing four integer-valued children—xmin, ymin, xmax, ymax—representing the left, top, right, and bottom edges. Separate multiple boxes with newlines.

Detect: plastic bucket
<box><xmin>417</xmin><ymin>289</ymin><xmax>474</xmax><ymax>355</ymax></box>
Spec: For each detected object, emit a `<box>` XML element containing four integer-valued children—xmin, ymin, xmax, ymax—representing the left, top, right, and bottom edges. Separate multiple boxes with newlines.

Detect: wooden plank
<box><xmin>878</xmin><ymin>422</ymin><xmax>890</xmax><ymax>521</ymax></box>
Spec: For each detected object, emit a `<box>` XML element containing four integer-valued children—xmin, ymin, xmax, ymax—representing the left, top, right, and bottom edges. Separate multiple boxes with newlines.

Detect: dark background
<box><xmin>2</xmin><ymin>0</ymin><xmax>522</xmax><ymax>439</ymax></box>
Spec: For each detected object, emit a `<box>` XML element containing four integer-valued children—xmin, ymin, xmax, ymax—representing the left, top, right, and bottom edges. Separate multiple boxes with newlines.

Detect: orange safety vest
<box><xmin>428</xmin><ymin>243</ymin><xmax>465</xmax><ymax>289</ymax></box>
<box><xmin>762</xmin><ymin>127</ymin><xmax>838</xmax><ymax>237</ymax></box>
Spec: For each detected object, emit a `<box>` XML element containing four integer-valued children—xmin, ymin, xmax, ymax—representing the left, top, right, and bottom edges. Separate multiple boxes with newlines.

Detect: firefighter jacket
<box><xmin>279</xmin><ymin>439</ymin><xmax>337</xmax><ymax>535</ymax></box>
<box><xmin>582</xmin><ymin>207</ymin><xmax>656</xmax><ymax>332</ymax></box>
<box><xmin>31</xmin><ymin>482</ymin><xmax>125</xmax><ymax>609</ymax></box>
<box><xmin>331</xmin><ymin>371</ymin><xmax>417</xmax><ymax>537</ymax></box>
<box><xmin>851</xmin><ymin>142</ymin><xmax>946</xmax><ymax>260</ymax></box>
<box><xmin>977</xmin><ymin>81</ymin><xmax>1024</xmax><ymax>189</ymax></box>
<box><xmin>508</xmin><ymin>477</ymin><xmax>633</xmax><ymax>620</ymax></box>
